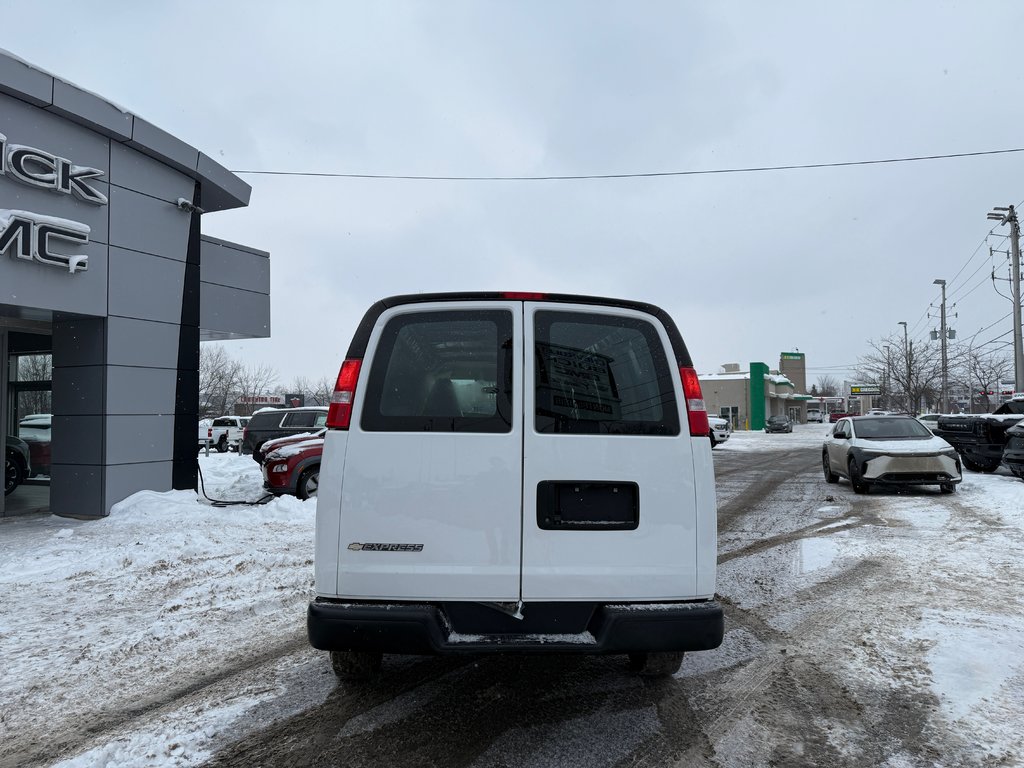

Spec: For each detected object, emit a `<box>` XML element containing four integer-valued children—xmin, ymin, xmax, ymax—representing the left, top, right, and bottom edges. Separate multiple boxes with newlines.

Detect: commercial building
<box><xmin>700</xmin><ymin>356</ymin><xmax>815</xmax><ymax>430</ymax></box>
<box><xmin>1</xmin><ymin>52</ymin><xmax>270</xmax><ymax>519</ymax></box>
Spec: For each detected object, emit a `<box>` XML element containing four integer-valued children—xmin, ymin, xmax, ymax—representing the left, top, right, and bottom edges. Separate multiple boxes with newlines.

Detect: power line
<box><xmin>961</xmin><ymin>313</ymin><xmax>1012</xmax><ymax>346</ymax></box>
<box><xmin>230</xmin><ymin>146</ymin><xmax>1024</xmax><ymax>182</ymax></box>
<box><xmin>976</xmin><ymin>328</ymin><xmax>1013</xmax><ymax>348</ymax></box>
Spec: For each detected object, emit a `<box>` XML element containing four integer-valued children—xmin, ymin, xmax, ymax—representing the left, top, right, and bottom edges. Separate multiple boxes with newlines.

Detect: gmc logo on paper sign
<box><xmin>0</xmin><ymin>133</ymin><xmax>108</xmax><ymax>274</ymax></box>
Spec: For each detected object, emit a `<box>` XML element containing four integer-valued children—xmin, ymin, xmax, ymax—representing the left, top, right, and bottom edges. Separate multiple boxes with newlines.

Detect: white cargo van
<box><xmin>309</xmin><ymin>292</ymin><xmax>723</xmax><ymax>679</ymax></box>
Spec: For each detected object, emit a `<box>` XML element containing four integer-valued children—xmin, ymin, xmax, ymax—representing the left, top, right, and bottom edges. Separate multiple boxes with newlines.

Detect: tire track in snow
<box><xmin>3</xmin><ymin>634</ymin><xmax>308</xmax><ymax>768</ymax></box>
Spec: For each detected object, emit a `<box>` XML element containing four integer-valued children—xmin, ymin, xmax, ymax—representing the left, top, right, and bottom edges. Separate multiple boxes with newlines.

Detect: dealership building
<box><xmin>1</xmin><ymin>52</ymin><xmax>270</xmax><ymax>519</ymax></box>
<box><xmin>700</xmin><ymin>353</ymin><xmax>815</xmax><ymax>430</ymax></box>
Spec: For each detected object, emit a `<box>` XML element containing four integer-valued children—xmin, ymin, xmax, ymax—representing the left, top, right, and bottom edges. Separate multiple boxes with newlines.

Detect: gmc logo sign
<box><xmin>0</xmin><ymin>209</ymin><xmax>90</xmax><ymax>273</ymax></box>
<box><xmin>0</xmin><ymin>133</ymin><xmax>108</xmax><ymax>205</ymax></box>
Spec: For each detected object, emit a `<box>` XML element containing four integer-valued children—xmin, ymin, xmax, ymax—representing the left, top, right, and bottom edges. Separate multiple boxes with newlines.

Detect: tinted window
<box><xmin>534</xmin><ymin>311</ymin><xmax>679</xmax><ymax>436</ymax></box>
<box><xmin>361</xmin><ymin>310</ymin><xmax>513</xmax><ymax>433</ymax></box>
<box><xmin>248</xmin><ymin>411</ymin><xmax>285</xmax><ymax>429</ymax></box>
<box><xmin>212</xmin><ymin>417</ymin><xmax>235</xmax><ymax>428</ymax></box>
<box><xmin>854</xmin><ymin>417</ymin><xmax>932</xmax><ymax>439</ymax></box>
<box><xmin>283</xmin><ymin>410</ymin><xmax>322</xmax><ymax>428</ymax></box>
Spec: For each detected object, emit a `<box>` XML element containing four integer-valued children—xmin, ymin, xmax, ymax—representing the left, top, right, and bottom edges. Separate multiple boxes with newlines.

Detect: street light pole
<box><xmin>898</xmin><ymin>320</ymin><xmax>912</xmax><ymax>414</ymax></box>
<box><xmin>883</xmin><ymin>345</ymin><xmax>891</xmax><ymax>410</ymax></box>
<box><xmin>988</xmin><ymin>205</ymin><xmax>1024</xmax><ymax>394</ymax></box>
<box><xmin>933</xmin><ymin>278</ymin><xmax>948</xmax><ymax>413</ymax></box>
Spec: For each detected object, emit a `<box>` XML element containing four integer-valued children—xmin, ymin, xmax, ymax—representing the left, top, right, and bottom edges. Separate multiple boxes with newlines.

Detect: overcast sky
<box><xmin>9</xmin><ymin>1</ymin><xmax>1024</xmax><ymax>389</ymax></box>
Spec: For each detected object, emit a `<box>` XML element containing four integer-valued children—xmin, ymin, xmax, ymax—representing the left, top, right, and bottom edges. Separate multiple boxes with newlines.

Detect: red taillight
<box><xmin>679</xmin><ymin>366</ymin><xmax>709</xmax><ymax>436</ymax></box>
<box><xmin>501</xmin><ymin>292</ymin><xmax>547</xmax><ymax>300</ymax></box>
<box><xmin>207</xmin><ymin>427</ymin><xmax>212</xmax><ymax>438</ymax></box>
<box><xmin>326</xmin><ymin>359</ymin><xmax>362</xmax><ymax>429</ymax></box>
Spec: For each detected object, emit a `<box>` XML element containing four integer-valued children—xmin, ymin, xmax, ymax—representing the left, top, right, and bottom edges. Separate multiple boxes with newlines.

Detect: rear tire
<box><xmin>330</xmin><ymin>650</ymin><xmax>382</xmax><ymax>682</ymax></box>
<box><xmin>822</xmin><ymin>452</ymin><xmax>838</xmax><ymax>483</ymax></box>
<box><xmin>961</xmin><ymin>456</ymin><xmax>1000</xmax><ymax>473</ymax></box>
<box><xmin>848</xmin><ymin>458</ymin><xmax>869</xmax><ymax>494</ymax></box>
<box><xmin>296</xmin><ymin>465</ymin><xmax>320</xmax><ymax>500</ymax></box>
<box><xmin>5</xmin><ymin>451</ymin><xmax>24</xmax><ymax>496</ymax></box>
<box><xmin>628</xmin><ymin>651</ymin><xmax>684</xmax><ymax>677</ymax></box>
<box><xmin>216</xmin><ymin>435</ymin><xmax>228</xmax><ymax>453</ymax></box>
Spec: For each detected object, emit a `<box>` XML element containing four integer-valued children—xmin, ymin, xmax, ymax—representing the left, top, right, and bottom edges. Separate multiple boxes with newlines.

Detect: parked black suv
<box><xmin>241</xmin><ymin>407</ymin><xmax>329</xmax><ymax>463</ymax></box>
<box><xmin>934</xmin><ymin>397</ymin><xmax>1024</xmax><ymax>474</ymax></box>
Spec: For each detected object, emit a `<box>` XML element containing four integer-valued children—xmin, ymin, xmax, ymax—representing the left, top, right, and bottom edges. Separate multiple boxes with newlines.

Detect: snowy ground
<box><xmin>1</xmin><ymin>429</ymin><xmax>1022</xmax><ymax>766</ymax></box>
<box><xmin>716</xmin><ymin>424</ymin><xmax>1024</xmax><ymax>764</ymax></box>
<box><xmin>0</xmin><ymin>454</ymin><xmax>321</xmax><ymax>767</ymax></box>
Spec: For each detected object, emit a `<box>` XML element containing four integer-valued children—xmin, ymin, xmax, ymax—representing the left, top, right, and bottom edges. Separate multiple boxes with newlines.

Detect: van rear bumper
<box><xmin>308</xmin><ymin>599</ymin><xmax>724</xmax><ymax>655</ymax></box>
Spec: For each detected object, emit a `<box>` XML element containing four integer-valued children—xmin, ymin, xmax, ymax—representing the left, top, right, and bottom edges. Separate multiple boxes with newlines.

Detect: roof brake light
<box><xmin>326</xmin><ymin>359</ymin><xmax>362</xmax><ymax>429</ymax></box>
<box><xmin>501</xmin><ymin>292</ymin><xmax>547</xmax><ymax>300</ymax></box>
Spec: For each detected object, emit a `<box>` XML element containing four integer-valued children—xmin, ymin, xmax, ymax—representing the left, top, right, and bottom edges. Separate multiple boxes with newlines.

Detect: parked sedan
<box><xmin>823</xmin><ymin>415</ymin><xmax>961</xmax><ymax>494</ymax></box>
<box><xmin>262</xmin><ymin>433</ymin><xmax>324</xmax><ymax>500</ymax></box>
<box><xmin>765</xmin><ymin>415</ymin><xmax>793</xmax><ymax>433</ymax></box>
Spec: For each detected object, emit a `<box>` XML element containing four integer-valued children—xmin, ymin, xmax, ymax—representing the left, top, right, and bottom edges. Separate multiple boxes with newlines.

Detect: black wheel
<box><xmin>330</xmin><ymin>650</ymin><xmax>382</xmax><ymax>681</ymax></box>
<box><xmin>296</xmin><ymin>465</ymin><xmax>320</xmax><ymax>500</ymax></box>
<box><xmin>628</xmin><ymin>651</ymin><xmax>684</xmax><ymax>677</ymax></box>
<box><xmin>216</xmin><ymin>435</ymin><xmax>229</xmax><ymax>453</ymax></box>
<box><xmin>822</xmin><ymin>452</ymin><xmax>838</xmax><ymax>484</ymax></box>
<box><xmin>961</xmin><ymin>456</ymin><xmax>999</xmax><ymax>473</ymax></box>
<box><xmin>848</xmin><ymin>458</ymin><xmax>869</xmax><ymax>494</ymax></box>
<box><xmin>940</xmin><ymin>482</ymin><xmax>956</xmax><ymax>494</ymax></box>
<box><xmin>5</xmin><ymin>451</ymin><xmax>24</xmax><ymax>496</ymax></box>
<box><xmin>709</xmin><ymin>433</ymin><xmax>717</xmax><ymax>449</ymax></box>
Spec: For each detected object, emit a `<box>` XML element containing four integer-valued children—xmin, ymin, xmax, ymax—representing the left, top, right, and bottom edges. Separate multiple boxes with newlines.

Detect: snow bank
<box><xmin>0</xmin><ymin>453</ymin><xmax>315</xmax><ymax>765</ymax></box>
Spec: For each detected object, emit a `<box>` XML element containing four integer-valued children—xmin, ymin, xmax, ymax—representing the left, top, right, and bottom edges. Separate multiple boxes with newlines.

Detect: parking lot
<box><xmin>2</xmin><ymin>426</ymin><xmax>1022</xmax><ymax>767</ymax></box>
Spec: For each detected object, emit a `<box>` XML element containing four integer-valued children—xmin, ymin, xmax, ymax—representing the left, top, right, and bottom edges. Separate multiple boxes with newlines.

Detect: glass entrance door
<box><xmin>4</xmin><ymin>331</ymin><xmax>52</xmax><ymax>516</ymax></box>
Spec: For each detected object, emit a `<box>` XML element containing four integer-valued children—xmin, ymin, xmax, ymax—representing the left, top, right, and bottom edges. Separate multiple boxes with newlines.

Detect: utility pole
<box><xmin>898</xmin><ymin>321</ymin><xmax>913</xmax><ymax>414</ymax></box>
<box><xmin>987</xmin><ymin>205</ymin><xmax>1024</xmax><ymax>394</ymax></box>
<box><xmin>933</xmin><ymin>279</ymin><xmax>948</xmax><ymax>413</ymax></box>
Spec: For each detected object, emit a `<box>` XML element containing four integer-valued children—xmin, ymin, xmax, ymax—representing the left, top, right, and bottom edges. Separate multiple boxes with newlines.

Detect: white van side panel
<box><xmin>692</xmin><ymin>437</ymin><xmax>718</xmax><ymax>597</ymax></box>
<box><xmin>314</xmin><ymin>431</ymin><xmax>349</xmax><ymax>596</ymax></box>
<box><xmin>333</xmin><ymin>301</ymin><xmax>524</xmax><ymax>602</ymax></box>
<box><xmin>521</xmin><ymin>302</ymin><xmax>705</xmax><ymax>601</ymax></box>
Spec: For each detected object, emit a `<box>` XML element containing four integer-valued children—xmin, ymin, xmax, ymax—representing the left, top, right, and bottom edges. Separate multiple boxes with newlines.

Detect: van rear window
<box><xmin>534</xmin><ymin>311</ymin><xmax>679</xmax><ymax>436</ymax></box>
<box><xmin>361</xmin><ymin>310</ymin><xmax>513</xmax><ymax>433</ymax></box>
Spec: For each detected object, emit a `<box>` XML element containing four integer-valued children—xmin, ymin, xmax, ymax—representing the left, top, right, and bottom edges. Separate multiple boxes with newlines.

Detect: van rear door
<box><xmin>521</xmin><ymin>302</ymin><xmax>700</xmax><ymax>600</ymax></box>
<box><xmin>333</xmin><ymin>301</ymin><xmax>524</xmax><ymax>601</ymax></box>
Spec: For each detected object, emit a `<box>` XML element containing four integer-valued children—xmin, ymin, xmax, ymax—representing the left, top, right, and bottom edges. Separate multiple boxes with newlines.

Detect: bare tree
<box><xmin>11</xmin><ymin>354</ymin><xmax>53</xmax><ymax>417</ymax></box>
<box><xmin>310</xmin><ymin>375</ymin><xmax>335</xmax><ymax>406</ymax></box>
<box><xmin>856</xmin><ymin>334</ymin><xmax>941</xmax><ymax>415</ymax></box>
<box><xmin>199</xmin><ymin>345</ymin><xmax>242</xmax><ymax>418</ymax></box>
<box><xmin>236</xmin><ymin>362</ymin><xmax>279</xmax><ymax>412</ymax></box>
<box><xmin>815</xmin><ymin>375</ymin><xmax>840</xmax><ymax>397</ymax></box>
<box><xmin>951</xmin><ymin>346</ymin><xmax>1012</xmax><ymax>413</ymax></box>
